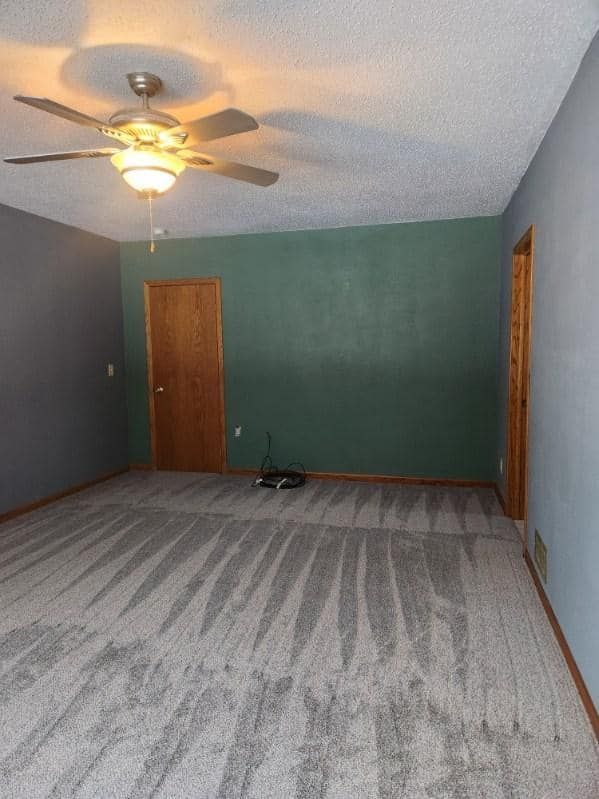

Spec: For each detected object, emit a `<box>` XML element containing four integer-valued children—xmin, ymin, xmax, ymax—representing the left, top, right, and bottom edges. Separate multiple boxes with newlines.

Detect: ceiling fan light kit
<box><xmin>5</xmin><ymin>71</ymin><xmax>279</xmax><ymax>201</ymax></box>
<box><xmin>111</xmin><ymin>144</ymin><xmax>185</xmax><ymax>197</ymax></box>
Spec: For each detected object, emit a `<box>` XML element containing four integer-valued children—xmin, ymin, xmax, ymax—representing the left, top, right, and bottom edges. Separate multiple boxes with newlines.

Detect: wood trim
<box><xmin>0</xmin><ymin>468</ymin><xmax>128</xmax><ymax>525</ymax></box>
<box><xmin>144</xmin><ymin>279</ymin><xmax>220</xmax><ymax>288</ymax></box>
<box><xmin>521</xmin><ymin>226</ymin><xmax>535</xmax><ymax>532</ymax></box>
<box><xmin>143</xmin><ymin>277</ymin><xmax>227</xmax><ymax>473</ymax></box>
<box><xmin>143</xmin><ymin>282</ymin><xmax>158</xmax><ymax>470</ymax></box>
<box><xmin>506</xmin><ymin>225</ymin><xmax>535</xmax><ymax>524</ymax></box>
<box><xmin>524</xmin><ymin>549</ymin><xmax>599</xmax><ymax>740</ymax></box>
<box><xmin>214</xmin><ymin>279</ymin><xmax>228</xmax><ymax>473</ymax></box>
<box><xmin>226</xmin><ymin>467</ymin><xmax>495</xmax><ymax>488</ymax></box>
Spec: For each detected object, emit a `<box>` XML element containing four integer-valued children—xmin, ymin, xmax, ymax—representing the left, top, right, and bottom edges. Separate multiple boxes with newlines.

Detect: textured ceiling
<box><xmin>0</xmin><ymin>1</ymin><xmax>598</xmax><ymax>241</ymax></box>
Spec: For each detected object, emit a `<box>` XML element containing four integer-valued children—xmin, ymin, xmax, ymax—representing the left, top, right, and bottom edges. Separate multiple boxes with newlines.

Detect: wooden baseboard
<box><xmin>129</xmin><ymin>462</ymin><xmax>154</xmax><ymax>471</ymax></box>
<box><xmin>226</xmin><ymin>466</ymin><xmax>494</xmax><ymax>488</ymax></box>
<box><xmin>524</xmin><ymin>549</ymin><xmax>598</xmax><ymax>740</ymax></box>
<box><xmin>0</xmin><ymin>467</ymin><xmax>129</xmax><ymax>525</ymax></box>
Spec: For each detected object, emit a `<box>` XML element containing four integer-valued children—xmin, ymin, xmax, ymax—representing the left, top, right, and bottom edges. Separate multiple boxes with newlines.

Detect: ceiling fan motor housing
<box><xmin>107</xmin><ymin>73</ymin><xmax>181</xmax><ymax>142</ymax></box>
<box><xmin>108</xmin><ymin>108</ymin><xmax>180</xmax><ymax>143</ymax></box>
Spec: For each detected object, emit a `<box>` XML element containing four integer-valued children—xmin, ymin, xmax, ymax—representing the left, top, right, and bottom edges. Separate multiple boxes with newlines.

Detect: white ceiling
<box><xmin>1</xmin><ymin>1</ymin><xmax>598</xmax><ymax>241</ymax></box>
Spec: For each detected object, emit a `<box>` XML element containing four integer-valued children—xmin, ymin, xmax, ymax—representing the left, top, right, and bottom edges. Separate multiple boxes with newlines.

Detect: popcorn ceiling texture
<box><xmin>0</xmin><ymin>1</ymin><xmax>598</xmax><ymax>240</ymax></box>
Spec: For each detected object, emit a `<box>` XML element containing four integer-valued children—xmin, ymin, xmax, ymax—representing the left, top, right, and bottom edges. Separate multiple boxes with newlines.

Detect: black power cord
<box><xmin>251</xmin><ymin>432</ymin><xmax>306</xmax><ymax>489</ymax></box>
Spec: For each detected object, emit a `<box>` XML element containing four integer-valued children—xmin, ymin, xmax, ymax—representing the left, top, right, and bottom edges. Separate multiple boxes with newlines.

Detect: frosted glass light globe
<box><xmin>111</xmin><ymin>145</ymin><xmax>185</xmax><ymax>196</ymax></box>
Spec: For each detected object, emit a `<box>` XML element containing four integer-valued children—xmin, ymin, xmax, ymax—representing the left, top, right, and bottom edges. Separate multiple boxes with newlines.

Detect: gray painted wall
<box><xmin>0</xmin><ymin>203</ymin><xmax>128</xmax><ymax>515</ymax></box>
<box><xmin>498</xmin><ymin>34</ymin><xmax>599</xmax><ymax>705</ymax></box>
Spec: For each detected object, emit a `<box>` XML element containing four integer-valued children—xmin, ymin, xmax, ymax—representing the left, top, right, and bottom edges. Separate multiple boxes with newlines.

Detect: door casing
<box><xmin>506</xmin><ymin>225</ymin><xmax>535</xmax><ymax>532</ymax></box>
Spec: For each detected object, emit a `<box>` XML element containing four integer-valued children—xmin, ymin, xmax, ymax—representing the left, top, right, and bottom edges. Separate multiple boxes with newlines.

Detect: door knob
<box><xmin>154</xmin><ymin>386</ymin><xmax>165</xmax><ymax>393</ymax></box>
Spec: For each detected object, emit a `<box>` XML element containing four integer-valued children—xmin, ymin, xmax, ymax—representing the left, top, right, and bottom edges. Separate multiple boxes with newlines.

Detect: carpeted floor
<box><xmin>1</xmin><ymin>472</ymin><xmax>597</xmax><ymax>798</ymax></box>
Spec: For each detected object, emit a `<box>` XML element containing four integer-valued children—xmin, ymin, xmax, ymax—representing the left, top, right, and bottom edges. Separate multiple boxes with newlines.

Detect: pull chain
<box><xmin>148</xmin><ymin>195</ymin><xmax>155</xmax><ymax>254</ymax></box>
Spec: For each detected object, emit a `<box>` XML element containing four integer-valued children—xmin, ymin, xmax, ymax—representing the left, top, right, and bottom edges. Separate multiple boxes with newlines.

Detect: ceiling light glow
<box><xmin>111</xmin><ymin>145</ymin><xmax>185</xmax><ymax>196</ymax></box>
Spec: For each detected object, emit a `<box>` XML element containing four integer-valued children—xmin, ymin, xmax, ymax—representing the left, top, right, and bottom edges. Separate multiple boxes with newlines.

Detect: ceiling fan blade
<box><xmin>14</xmin><ymin>96</ymin><xmax>134</xmax><ymax>145</ymax></box>
<box><xmin>162</xmin><ymin>108</ymin><xmax>258</xmax><ymax>147</ymax></box>
<box><xmin>4</xmin><ymin>148</ymin><xmax>121</xmax><ymax>164</ymax></box>
<box><xmin>177</xmin><ymin>150</ymin><xmax>278</xmax><ymax>186</ymax></box>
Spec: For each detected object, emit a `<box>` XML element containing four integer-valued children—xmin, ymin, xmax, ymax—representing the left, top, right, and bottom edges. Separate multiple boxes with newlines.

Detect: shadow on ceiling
<box><xmin>61</xmin><ymin>43</ymin><xmax>231</xmax><ymax>107</ymax></box>
<box><xmin>262</xmin><ymin>109</ymin><xmax>474</xmax><ymax>172</ymax></box>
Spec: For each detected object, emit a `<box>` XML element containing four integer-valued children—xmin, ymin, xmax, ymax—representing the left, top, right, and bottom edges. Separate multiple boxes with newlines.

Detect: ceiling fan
<box><xmin>4</xmin><ymin>72</ymin><xmax>279</xmax><ymax>197</ymax></box>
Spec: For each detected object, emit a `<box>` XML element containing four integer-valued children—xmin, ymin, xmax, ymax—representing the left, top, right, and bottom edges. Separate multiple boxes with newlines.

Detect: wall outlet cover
<box><xmin>234</xmin><ymin>425</ymin><xmax>242</xmax><ymax>437</ymax></box>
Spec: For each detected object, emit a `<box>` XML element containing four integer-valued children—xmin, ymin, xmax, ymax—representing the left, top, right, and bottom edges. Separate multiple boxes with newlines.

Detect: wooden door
<box><xmin>506</xmin><ymin>226</ymin><xmax>534</xmax><ymax>524</ymax></box>
<box><xmin>144</xmin><ymin>278</ymin><xmax>226</xmax><ymax>472</ymax></box>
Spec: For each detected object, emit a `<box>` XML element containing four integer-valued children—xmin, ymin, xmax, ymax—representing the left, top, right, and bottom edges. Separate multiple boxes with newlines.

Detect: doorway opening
<box><xmin>506</xmin><ymin>225</ymin><xmax>535</xmax><ymax>530</ymax></box>
<box><xmin>144</xmin><ymin>278</ymin><xmax>226</xmax><ymax>472</ymax></box>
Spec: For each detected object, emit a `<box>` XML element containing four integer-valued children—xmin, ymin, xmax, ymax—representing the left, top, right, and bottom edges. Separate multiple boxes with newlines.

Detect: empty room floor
<box><xmin>1</xmin><ymin>472</ymin><xmax>597</xmax><ymax>798</ymax></box>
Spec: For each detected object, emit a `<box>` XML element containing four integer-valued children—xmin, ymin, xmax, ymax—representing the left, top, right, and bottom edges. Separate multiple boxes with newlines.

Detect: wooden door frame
<box><xmin>143</xmin><ymin>277</ymin><xmax>227</xmax><ymax>473</ymax></box>
<box><xmin>506</xmin><ymin>225</ymin><xmax>535</xmax><ymax>528</ymax></box>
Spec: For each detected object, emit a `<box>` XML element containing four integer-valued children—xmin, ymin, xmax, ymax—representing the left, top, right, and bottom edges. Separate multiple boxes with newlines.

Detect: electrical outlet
<box><xmin>534</xmin><ymin>529</ymin><xmax>548</xmax><ymax>583</ymax></box>
<box><xmin>499</xmin><ymin>456</ymin><xmax>504</xmax><ymax>475</ymax></box>
<box><xmin>107</xmin><ymin>363</ymin><xmax>115</xmax><ymax>377</ymax></box>
<box><xmin>234</xmin><ymin>425</ymin><xmax>242</xmax><ymax>438</ymax></box>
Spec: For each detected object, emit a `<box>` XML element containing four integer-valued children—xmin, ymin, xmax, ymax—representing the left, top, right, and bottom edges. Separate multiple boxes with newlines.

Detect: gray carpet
<box><xmin>0</xmin><ymin>472</ymin><xmax>597</xmax><ymax>798</ymax></box>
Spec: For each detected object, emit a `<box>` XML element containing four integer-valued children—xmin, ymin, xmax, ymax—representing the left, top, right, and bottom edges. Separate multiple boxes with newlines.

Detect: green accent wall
<box><xmin>120</xmin><ymin>216</ymin><xmax>501</xmax><ymax>478</ymax></box>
